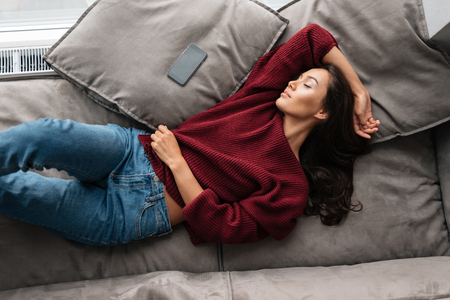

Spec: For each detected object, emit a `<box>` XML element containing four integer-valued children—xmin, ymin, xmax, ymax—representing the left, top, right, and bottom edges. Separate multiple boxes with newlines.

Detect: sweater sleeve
<box><xmin>182</xmin><ymin>189</ymin><xmax>269</xmax><ymax>244</ymax></box>
<box><xmin>182</xmin><ymin>188</ymin><xmax>302</xmax><ymax>245</ymax></box>
<box><xmin>238</xmin><ymin>23</ymin><xmax>338</xmax><ymax>94</ymax></box>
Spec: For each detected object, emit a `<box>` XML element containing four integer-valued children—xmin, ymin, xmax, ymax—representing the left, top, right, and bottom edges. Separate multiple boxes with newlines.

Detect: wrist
<box><xmin>167</xmin><ymin>156</ymin><xmax>188</xmax><ymax>171</ymax></box>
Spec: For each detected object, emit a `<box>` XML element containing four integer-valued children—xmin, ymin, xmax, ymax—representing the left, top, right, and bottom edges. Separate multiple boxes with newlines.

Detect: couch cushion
<box><xmin>276</xmin><ymin>0</ymin><xmax>450</xmax><ymax>143</ymax></box>
<box><xmin>0</xmin><ymin>77</ymin><xmax>144</xmax><ymax>132</ymax></box>
<box><xmin>230</xmin><ymin>257</ymin><xmax>450</xmax><ymax>300</ymax></box>
<box><xmin>43</xmin><ymin>0</ymin><xmax>288</xmax><ymax>130</ymax></box>
<box><xmin>222</xmin><ymin>128</ymin><xmax>450</xmax><ymax>270</ymax></box>
<box><xmin>2</xmin><ymin>257</ymin><xmax>450</xmax><ymax>299</ymax></box>
<box><xmin>0</xmin><ymin>271</ymin><xmax>230</xmax><ymax>300</ymax></box>
<box><xmin>0</xmin><ymin>78</ymin><xmax>220</xmax><ymax>291</ymax></box>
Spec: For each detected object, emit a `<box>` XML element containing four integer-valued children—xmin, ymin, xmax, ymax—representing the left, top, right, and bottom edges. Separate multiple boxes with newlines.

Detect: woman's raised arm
<box><xmin>322</xmin><ymin>46</ymin><xmax>380</xmax><ymax>138</ymax></box>
<box><xmin>238</xmin><ymin>24</ymin><xmax>339</xmax><ymax>95</ymax></box>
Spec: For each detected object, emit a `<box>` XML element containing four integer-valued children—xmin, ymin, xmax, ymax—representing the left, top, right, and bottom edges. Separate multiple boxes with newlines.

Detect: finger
<box><xmin>158</xmin><ymin>125</ymin><xmax>169</xmax><ymax>133</ymax></box>
<box><xmin>354</xmin><ymin>120</ymin><xmax>376</xmax><ymax>139</ymax></box>
<box><xmin>151</xmin><ymin>132</ymin><xmax>161</xmax><ymax>141</ymax></box>
<box><xmin>356</xmin><ymin>129</ymin><xmax>371</xmax><ymax>139</ymax></box>
<box><xmin>362</xmin><ymin>128</ymin><xmax>378</xmax><ymax>134</ymax></box>
<box><xmin>365</xmin><ymin>117</ymin><xmax>378</xmax><ymax>127</ymax></box>
<box><xmin>353</xmin><ymin>109</ymin><xmax>367</xmax><ymax>127</ymax></box>
<box><xmin>353</xmin><ymin>114</ymin><xmax>368</xmax><ymax>131</ymax></box>
<box><xmin>357</xmin><ymin>114</ymin><xmax>367</xmax><ymax>128</ymax></box>
<box><xmin>353</xmin><ymin>120</ymin><xmax>367</xmax><ymax>138</ymax></box>
<box><xmin>364</xmin><ymin>121</ymin><xmax>377</xmax><ymax>129</ymax></box>
<box><xmin>365</xmin><ymin>120</ymin><xmax>381</xmax><ymax>129</ymax></box>
<box><xmin>154</xmin><ymin>130</ymin><xmax>163</xmax><ymax>137</ymax></box>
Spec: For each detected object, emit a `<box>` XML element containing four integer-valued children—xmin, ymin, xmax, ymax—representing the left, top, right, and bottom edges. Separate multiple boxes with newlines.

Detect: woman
<box><xmin>0</xmin><ymin>24</ymin><xmax>379</xmax><ymax>246</ymax></box>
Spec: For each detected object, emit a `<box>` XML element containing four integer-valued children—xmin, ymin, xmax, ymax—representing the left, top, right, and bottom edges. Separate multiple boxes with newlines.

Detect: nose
<box><xmin>289</xmin><ymin>80</ymin><xmax>297</xmax><ymax>91</ymax></box>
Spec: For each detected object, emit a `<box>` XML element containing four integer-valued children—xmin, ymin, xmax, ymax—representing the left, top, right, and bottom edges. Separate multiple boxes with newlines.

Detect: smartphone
<box><xmin>167</xmin><ymin>44</ymin><xmax>207</xmax><ymax>86</ymax></box>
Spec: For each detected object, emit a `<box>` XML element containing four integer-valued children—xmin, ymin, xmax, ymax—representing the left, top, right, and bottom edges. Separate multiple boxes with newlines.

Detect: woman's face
<box><xmin>276</xmin><ymin>68</ymin><xmax>330</xmax><ymax>121</ymax></box>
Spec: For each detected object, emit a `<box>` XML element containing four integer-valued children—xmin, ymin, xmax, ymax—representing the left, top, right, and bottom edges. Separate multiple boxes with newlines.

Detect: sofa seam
<box><xmin>224</xmin><ymin>271</ymin><xmax>233</xmax><ymax>300</ymax></box>
<box><xmin>277</xmin><ymin>0</ymin><xmax>302</xmax><ymax>13</ymax></box>
<box><xmin>217</xmin><ymin>243</ymin><xmax>224</xmax><ymax>272</ymax></box>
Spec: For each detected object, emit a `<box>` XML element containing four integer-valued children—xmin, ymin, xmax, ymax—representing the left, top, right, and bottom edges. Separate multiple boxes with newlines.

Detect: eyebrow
<box><xmin>299</xmin><ymin>74</ymin><xmax>319</xmax><ymax>85</ymax></box>
<box><xmin>306</xmin><ymin>75</ymin><xmax>319</xmax><ymax>85</ymax></box>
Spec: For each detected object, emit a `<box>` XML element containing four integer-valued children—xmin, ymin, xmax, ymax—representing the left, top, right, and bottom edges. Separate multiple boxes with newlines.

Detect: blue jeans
<box><xmin>0</xmin><ymin>118</ymin><xmax>172</xmax><ymax>246</ymax></box>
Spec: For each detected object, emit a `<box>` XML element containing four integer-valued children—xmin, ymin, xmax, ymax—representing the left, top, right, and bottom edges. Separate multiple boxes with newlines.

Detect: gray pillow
<box><xmin>43</xmin><ymin>0</ymin><xmax>288</xmax><ymax>130</ymax></box>
<box><xmin>275</xmin><ymin>0</ymin><xmax>450</xmax><ymax>143</ymax></box>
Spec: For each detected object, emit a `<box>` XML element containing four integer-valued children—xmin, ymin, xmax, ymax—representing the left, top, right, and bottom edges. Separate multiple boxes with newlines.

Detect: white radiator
<box><xmin>0</xmin><ymin>46</ymin><xmax>56</xmax><ymax>78</ymax></box>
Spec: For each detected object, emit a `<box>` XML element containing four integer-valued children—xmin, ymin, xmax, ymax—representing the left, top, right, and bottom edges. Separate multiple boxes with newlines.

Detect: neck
<box><xmin>282</xmin><ymin>116</ymin><xmax>317</xmax><ymax>161</ymax></box>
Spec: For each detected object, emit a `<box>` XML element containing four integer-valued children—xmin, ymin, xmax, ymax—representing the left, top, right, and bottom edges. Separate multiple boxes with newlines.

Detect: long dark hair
<box><xmin>299</xmin><ymin>64</ymin><xmax>371</xmax><ymax>226</ymax></box>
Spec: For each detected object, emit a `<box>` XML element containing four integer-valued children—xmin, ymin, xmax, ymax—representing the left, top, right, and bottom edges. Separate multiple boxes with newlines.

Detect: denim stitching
<box><xmin>110</xmin><ymin>173</ymin><xmax>156</xmax><ymax>189</ymax></box>
<box><xmin>0</xmin><ymin>165</ymin><xmax>21</xmax><ymax>173</ymax></box>
<box><xmin>155</xmin><ymin>201</ymin><xmax>161</xmax><ymax>234</ymax></box>
<box><xmin>137</xmin><ymin>201</ymin><xmax>155</xmax><ymax>238</ymax></box>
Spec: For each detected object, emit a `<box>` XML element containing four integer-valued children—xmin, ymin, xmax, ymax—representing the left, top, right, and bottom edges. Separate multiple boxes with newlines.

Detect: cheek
<box><xmin>303</xmin><ymin>91</ymin><xmax>326</xmax><ymax>111</ymax></box>
<box><xmin>295</xmin><ymin>94</ymin><xmax>320</xmax><ymax>112</ymax></box>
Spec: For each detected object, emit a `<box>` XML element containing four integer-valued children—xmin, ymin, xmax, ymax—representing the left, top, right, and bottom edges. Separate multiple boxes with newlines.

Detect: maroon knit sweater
<box><xmin>139</xmin><ymin>24</ymin><xmax>338</xmax><ymax>245</ymax></box>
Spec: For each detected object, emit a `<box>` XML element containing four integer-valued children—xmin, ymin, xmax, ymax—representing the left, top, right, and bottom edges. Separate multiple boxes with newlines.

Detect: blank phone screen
<box><xmin>168</xmin><ymin>44</ymin><xmax>207</xmax><ymax>86</ymax></box>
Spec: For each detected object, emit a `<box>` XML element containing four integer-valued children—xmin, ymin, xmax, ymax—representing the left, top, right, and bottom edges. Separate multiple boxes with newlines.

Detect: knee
<box><xmin>21</xmin><ymin>118</ymin><xmax>64</xmax><ymax>147</ymax></box>
<box><xmin>25</xmin><ymin>118</ymin><xmax>64</xmax><ymax>133</ymax></box>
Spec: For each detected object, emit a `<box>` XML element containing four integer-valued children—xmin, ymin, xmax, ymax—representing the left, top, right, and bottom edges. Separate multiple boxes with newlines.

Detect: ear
<box><xmin>314</xmin><ymin>109</ymin><xmax>328</xmax><ymax>120</ymax></box>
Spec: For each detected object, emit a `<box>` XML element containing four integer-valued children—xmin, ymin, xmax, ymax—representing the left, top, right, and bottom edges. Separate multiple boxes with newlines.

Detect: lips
<box><xmin>282</xmin><ymin>90</ymin><xmax>291</xmax><ymax>98</ymax></box>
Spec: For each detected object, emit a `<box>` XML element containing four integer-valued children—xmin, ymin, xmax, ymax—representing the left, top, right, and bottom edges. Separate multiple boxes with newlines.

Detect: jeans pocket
<box><xmin>138</xmin><ymin>194</ymin><xmax>166</xmax><ymax>239</ymax></box>
<box><xmin>109</xmin><ymin>172</ymin><xmax>169</xmax><ymax>242</ymax></box>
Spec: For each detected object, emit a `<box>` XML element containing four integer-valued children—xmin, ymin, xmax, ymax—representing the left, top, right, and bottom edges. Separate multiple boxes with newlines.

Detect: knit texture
<box><xmin>139</xmin><ymin>24</ymin><xmax>338</xmax><ymax>245</ymax></box>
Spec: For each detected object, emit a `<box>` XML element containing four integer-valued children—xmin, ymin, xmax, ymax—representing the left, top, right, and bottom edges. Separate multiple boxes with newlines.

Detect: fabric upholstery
<box><xmin>1</xmin><ymin>257</ymin><xmax>450</xmax><ymax>299</ymax></box>
<box><xmin>276</xmin><ymin>0</ymin><xmax>450</xmax><ymax>143</ymax></box>
<box><xmin>43</xmin><ymin>0</ymin><xmax>288</xmax><ymax>130</ymax></box>
<box><xmin>0</xmin><ymin>77</ymin><xmax>144</xmax><ymax>132</ymax></box>
<box><xmin>2</xmin><ymin>0</ymin><xmax>450</xmax><ymax>293</ymax></box>
<box><xmin>230</xmin><ymin>257</ymin><xmax>450</xmax><ymax>300</ymax></box>
<box><xmin>222</xmin><ymin>128</ymin><xmax>450</xmax><ymax>270</ymax></box>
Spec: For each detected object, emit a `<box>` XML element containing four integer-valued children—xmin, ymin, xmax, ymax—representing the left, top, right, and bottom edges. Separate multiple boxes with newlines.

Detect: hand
<box><xmin>151</xmin><ymin>125</ymin><xmax>204</xmax><ymax>207</ymax></box>
<box><xmin>322</xmin><ymin>46</ymin><xmax>380</xmax><ymax>139</ymax></box>
<box><xmin>151</xmin><ymin>125</ymin><xmax>183</xmax><ymax>168</ymax></box>
<box><xmin>352</xmin><ymin>87</ymin><xmax>380</xmax><ymax>139</ymax></box>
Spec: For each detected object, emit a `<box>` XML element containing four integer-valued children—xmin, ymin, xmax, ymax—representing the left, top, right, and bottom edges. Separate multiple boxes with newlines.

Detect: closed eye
<box><xmin>303</xmin><ymin>83</ymin><xmax>311</xmax><ymax>88</ymax></box>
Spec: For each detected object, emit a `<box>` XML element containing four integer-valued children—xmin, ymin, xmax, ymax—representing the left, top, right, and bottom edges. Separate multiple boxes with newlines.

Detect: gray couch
<box><xmin>1</xmin><ymin>0</ymin><xmax>450</xmax><ymax>299</ymax></box>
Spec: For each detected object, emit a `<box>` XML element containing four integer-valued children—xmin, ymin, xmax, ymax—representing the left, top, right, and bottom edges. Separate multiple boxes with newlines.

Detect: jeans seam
<box><xmin>155</xmin><ymin>201</ymin><xmax>162</xmax><ymax>233</ymax></box>
<box><xmin>0</xmin><ymin>165</ymin><xmax>20</xmax><ymax>173</ymax></box>
<box><xmin>137</xmin><ymin>201</ymin><xmax>156</xmax><ymax>239</ymax></box>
